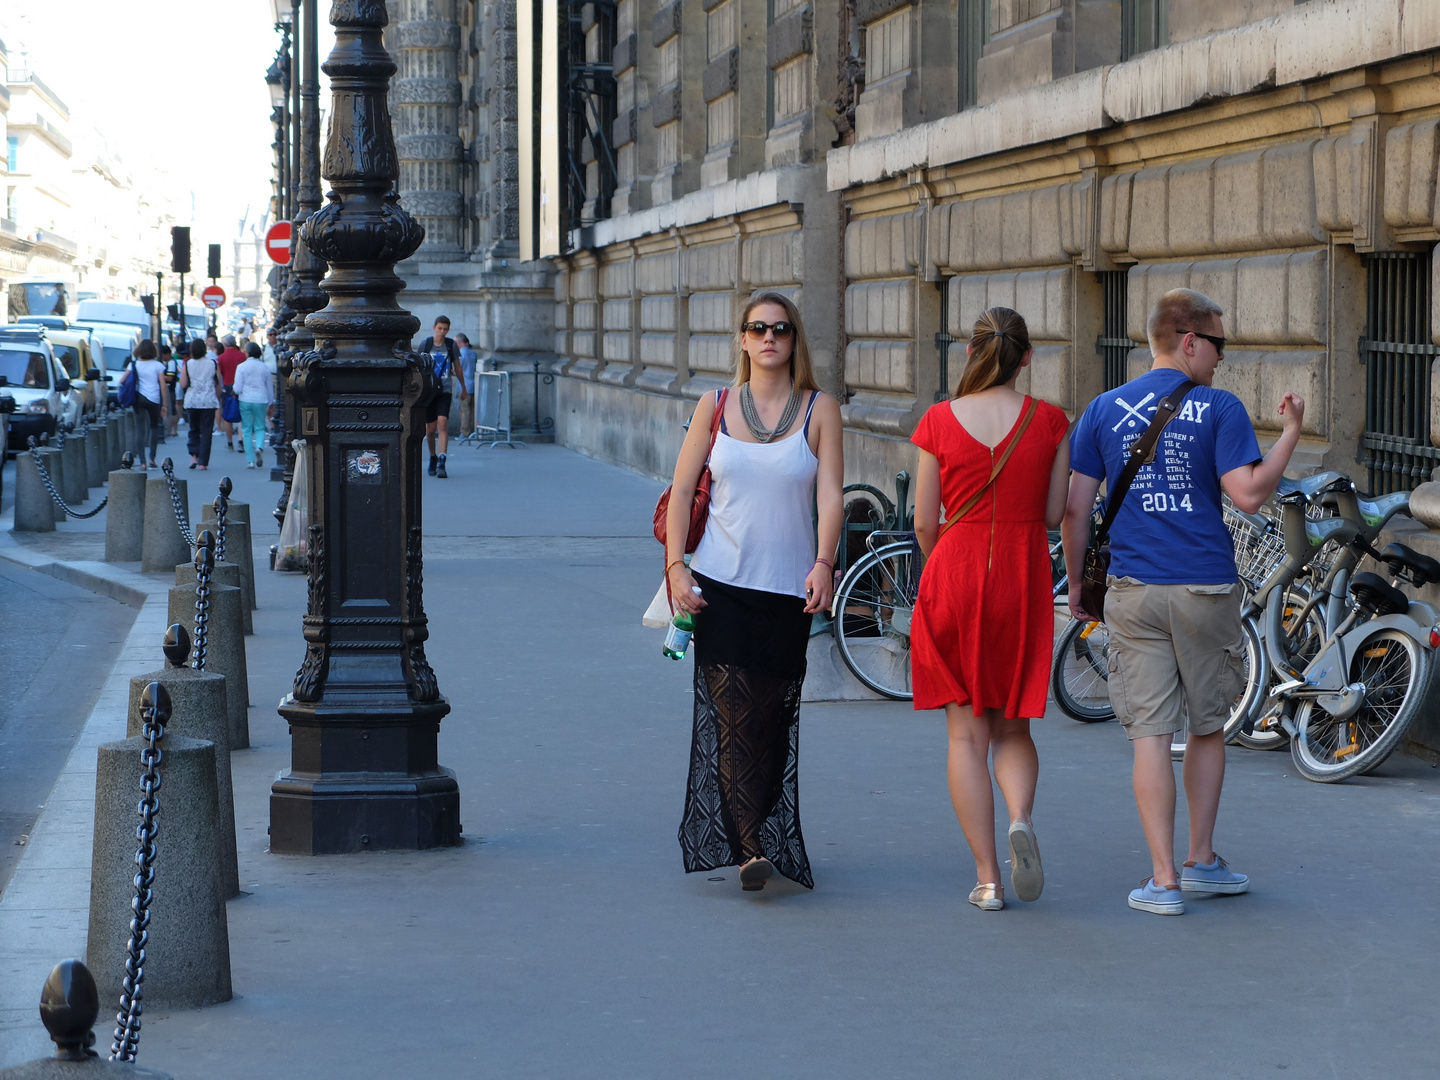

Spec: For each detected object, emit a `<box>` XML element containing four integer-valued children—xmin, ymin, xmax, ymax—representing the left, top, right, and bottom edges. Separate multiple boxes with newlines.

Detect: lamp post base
<box><xmin>270</xmin><ymin>696</ymin><xmax>461</xmax><ymax>854</ymax></box>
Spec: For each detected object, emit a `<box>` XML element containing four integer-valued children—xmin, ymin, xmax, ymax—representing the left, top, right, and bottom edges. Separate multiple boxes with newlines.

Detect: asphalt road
<box><xmin>0</xmin><ymin>550</ymin><xmax>135</xmax><ymax>897</ymax></box>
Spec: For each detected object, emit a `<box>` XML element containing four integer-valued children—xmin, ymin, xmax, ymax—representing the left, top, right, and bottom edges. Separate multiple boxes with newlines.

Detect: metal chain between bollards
<box><xmin>158</xmin><ymin>459</ymin><xmax>195</xmax><ymax>548</ymax></box>
<box><xmin>110</xmin><ymin>681</ymin><xmax>170</xmax><ymax>1064</ymax></box>
<box><xmin>212</xmin><ymin>479</ymin><xmax>230</xmax><ymax>564</ymax></box>
<box><xmin>26</xmin><ymin>437</ymin><xmax>108</xmax><ymax>519</ymax></box>
<box><xmin>192</xmin><ymin>532</ymin><xmax>215</xmax><ymax>672</ymax></box>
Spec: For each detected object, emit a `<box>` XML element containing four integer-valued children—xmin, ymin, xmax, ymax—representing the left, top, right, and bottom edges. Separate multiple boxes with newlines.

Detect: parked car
<box><xmin>48</xmin><ymin>329</ymin><xmax>103</xmax><ymax>421</ymax></box>
<box><xmin>0</xmin><ymin>327</ymin><xmax>72</xmax><ymax>449</ymax></box>
<box><xmin>15</xmin><ymin>315</ymin><xmax>70</xmax><ymax>332</ymax></box>
<box><xmin>71</xmin><ymin>321</ymin><xmax>141</xmax><ymax>405</ymax></box>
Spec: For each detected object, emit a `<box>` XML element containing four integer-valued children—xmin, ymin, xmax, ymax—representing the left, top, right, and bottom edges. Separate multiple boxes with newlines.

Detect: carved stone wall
<box><xmin>394</xmin><ymin>0</ymin><xmax>464</xmax><ymax>257</ymax></box>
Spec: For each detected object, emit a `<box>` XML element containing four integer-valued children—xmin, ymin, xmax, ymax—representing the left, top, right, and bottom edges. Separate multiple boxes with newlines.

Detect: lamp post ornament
<box><xmin>269</xmin><ymin>0</ymin><xmax>459</xmax><ymax>854</ymax></box>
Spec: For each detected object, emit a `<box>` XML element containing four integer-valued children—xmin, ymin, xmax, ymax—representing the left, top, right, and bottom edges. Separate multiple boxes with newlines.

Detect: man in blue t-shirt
<box><xmin>424</xmin><ymin>316</ymin><xmax>461</xmax><ymax>478</ymax></box>
<box><xmin>1062</xmin><ymin>288</ymin><xmax>1305</xmax><ymax>916</ymax></box>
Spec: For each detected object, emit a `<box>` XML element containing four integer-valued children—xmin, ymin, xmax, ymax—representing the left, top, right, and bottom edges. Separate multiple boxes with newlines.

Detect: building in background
<box><xmin>398</xmin><ymin>1</ymin><xmax>1440</xmax><ymax>495</ymax></box>
<box><xmin>375</xmin><ymin>0</ymin><xmax>558</xmax><ymax>432</ymax></box>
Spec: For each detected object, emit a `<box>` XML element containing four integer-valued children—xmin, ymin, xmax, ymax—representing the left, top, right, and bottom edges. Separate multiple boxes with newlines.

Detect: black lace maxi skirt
<box><xmin>678</xmin><ymin>572</ymin><xmax>814</xmax><ymax>888</ymax></box>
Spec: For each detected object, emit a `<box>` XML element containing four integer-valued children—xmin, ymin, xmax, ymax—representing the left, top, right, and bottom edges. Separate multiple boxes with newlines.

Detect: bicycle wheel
<box><xmin>832</xmin><ymin>542</ymin><xmax>916</xmax><ymax>700</ymax></box>
<box><xmin>1174</xmin><ymin>616</ymin><xmax>1263</xmax><ymax>760</ymax></box>
<box><xmin>1050</xmin><ymin>618</ymin><xmax>1115</xmax><ymax>722</ymax></box>
<box><xmin>1237</xmin><ymin>588</ymin><xmax>1324</xmax><ymax>751</ymax></box>
<box><xmin>1290</xmin><ymin>628</ymin><xmax>1429</xmax><ymax>783</ymax></box>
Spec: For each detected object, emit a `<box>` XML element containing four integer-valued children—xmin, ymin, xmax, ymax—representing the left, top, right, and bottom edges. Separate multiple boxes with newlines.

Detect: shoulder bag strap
<box><xmin>1092</xmin><ymin>379</ymin><xmax>1195</xmax><ymax>548</ymax></box>
<box><xmin>705</xmin><ymin>388</ymin><xmax>729</xmax><ymax>463</ymax></box>
<box><xmin>938</xmin><ymin>395</ymin><xmax>1039</xmax><ymax>541</ymax></box>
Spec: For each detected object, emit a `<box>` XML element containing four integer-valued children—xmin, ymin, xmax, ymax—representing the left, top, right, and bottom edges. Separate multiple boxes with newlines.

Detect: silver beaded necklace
<box><xmin>739</xmin><ymin>383</ymin><xmax>802</xmax><ymax>443</ymax></box>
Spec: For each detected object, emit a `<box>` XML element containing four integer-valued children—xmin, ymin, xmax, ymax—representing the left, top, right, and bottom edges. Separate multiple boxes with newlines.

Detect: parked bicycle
<box><xmin>1237</xmin><ymin>472</ymin><xmax>1439</xmax><ymax>782</ymax></box>
<box><xmin>829</xmin><ymin>472</ymin><xmax>918</xmax><ymax>699</ymax></box>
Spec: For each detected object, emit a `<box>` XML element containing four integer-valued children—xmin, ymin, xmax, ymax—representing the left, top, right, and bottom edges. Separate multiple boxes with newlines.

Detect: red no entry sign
<box><xmin>265</xmin><ymin>221</ymin><xmax>293</xmax><ymax>265</ymax></box>
<box><xmin>201</xmin><ymin>285</ymin><xmax>227</xmax><ymax>310</ymax></box>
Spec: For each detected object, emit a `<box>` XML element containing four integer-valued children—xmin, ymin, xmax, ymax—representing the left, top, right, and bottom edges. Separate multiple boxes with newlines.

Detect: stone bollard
<box><xmin>36</xmin><ymin>445</ymin><xmax>65</xmax><ymax>518</ymax></box>
<box><xmin>105</xmin><ymin>416</ymin><xmax>121</xmax><ymax>472</ymax></box>
<box><xmin>89</xmin><ymin>733</ymin><xmax>232</xmax><ymax>1011</ymax></box>
<box><xmin>13</xmin><ymin>452</ymin><xmax>57</xmax><ymax>532</ymax></box>
<box><xmin>141</xmin><ymin>475</ymin><xmax>190</xmax><ymax>573</ymax></box>
<box><xmin>61</xmin><ymin>434</ymin><xmax>88</xmax><ymax>505</ymax></box>
<box><xmin>119</xmin><ymin>409</ymin><xmax>136</xmax><ymax>456</ymax></box>
<box><xmin>203</xmin><ymin>508</ymin><xmax>257</xmax><ymax>615</ymax></box>
<box><xmin>84</xmin><ymin>425</ymin><xmax>105</xmax><ymax>488</ymax></box>
<box><xmin>104</xmin><ymin>460</ymin><xmax>146</xmax><ymax>562</ymax></box>
<box><xmin>177</xmin><ymin>559</ymin><xmax>250</xmax><ymax>633</ymax></box>
<box><xmin>128</xmin><ymin>627</ymin><xmax>237</xmax><ymax>899</ymax></box>
<box><xmin>168</xmin><ymin>581</ymin><xmax>249</xmax><ymax>749</ymax></box>
<box><xmin>0</xmin><ymin>960</ymin><xmax>175</xmax><ymax>1079</ymax></box>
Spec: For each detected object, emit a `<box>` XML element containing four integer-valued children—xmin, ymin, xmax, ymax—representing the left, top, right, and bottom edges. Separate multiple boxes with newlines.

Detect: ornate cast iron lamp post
<box><xmin>269</xmin><ymin>0</ymin><xmax>459</xmax><ymax>854</ymax></box>
<box><xmin>264</xmin><ymin>26</ymin><xmax>291</xmax><ymax>316</ymax></box>
<box><xmin>275</xmin><ymin>0</ymin><xmax>326</xmax><ymax>507</ymax></box>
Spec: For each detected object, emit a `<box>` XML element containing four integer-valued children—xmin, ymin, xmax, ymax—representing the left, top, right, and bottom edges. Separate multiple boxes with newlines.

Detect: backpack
<box><xmin>116</xmin><ymin>363</ymin><xmax>138</xmax><ymax>408</ymax></box>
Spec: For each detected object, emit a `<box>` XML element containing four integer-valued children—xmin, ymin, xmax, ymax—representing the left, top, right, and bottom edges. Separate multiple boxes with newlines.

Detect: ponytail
<box><xmin>955</xmin><ymin>306</ymin><xmax>1031</xmax><ymax>397</ymax></box>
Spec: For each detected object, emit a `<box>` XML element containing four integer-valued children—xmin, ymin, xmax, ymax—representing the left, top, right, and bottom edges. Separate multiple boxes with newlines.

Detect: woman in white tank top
<box><xmin>665</xmin><ymin>290</ymin><xmax>843</xmax><ymax>893</ymax></box>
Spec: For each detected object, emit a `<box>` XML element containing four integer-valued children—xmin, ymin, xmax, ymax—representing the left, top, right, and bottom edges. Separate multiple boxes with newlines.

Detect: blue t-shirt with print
<box><xmin>1071</xmin><ymin>368</ymin><xmax>1262</xmax><ymax>585</ymax></box>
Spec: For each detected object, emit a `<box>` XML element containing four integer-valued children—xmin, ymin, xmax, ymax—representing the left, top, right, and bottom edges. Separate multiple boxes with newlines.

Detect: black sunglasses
<box><xmin>1177</xmin><ymin>328</ymin><xmax>1225</xmax><ymax>355</ymax></box>
<box><xmin>741</xmin><ymin>320</ymin><xmax>795</xmax><ymax>339</ymax></box>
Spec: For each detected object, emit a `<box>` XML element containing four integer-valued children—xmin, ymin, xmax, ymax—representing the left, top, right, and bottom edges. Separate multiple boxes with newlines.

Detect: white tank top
<box><xmin>689</xmin><ymin>390</ymin><xmax>820</xmax><ymax>598</ymax></box>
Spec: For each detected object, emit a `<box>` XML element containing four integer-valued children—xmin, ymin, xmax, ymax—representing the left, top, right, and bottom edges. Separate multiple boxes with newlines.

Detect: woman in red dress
<box><xmin>911</xmin><ymin>307</ymin><xmax>1070</xmax><ymax>911</ymax></box>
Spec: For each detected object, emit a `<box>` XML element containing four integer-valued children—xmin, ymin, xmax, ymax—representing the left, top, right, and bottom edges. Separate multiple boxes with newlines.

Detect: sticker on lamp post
<box><xmin>346</xmin><ymin>449</ymin><xmax>383</xmax><ymax>483</ymax></box>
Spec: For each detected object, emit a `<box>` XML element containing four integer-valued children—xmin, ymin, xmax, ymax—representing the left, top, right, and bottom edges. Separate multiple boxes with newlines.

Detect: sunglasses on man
<box><xmin>741</xmin><ymin>320</ymin><xmax>795</xmax><ymax>339</ymax></box>
<box><xmin>1177</xmin><ymin>328</ymin><xmax>1225</xmax><ymax>356</ymax></box>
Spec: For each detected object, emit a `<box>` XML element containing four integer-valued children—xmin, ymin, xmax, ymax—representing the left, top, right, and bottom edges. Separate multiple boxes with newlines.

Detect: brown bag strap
<box><xmin>938</xmin><ymin>396</ymin><xmax>1039</xmax><ymax>541</ymax></box>
<box><xmin>1092</xmin><ymin>379</ymin><xmax>1195</xmax><ymax>550</ymax></box>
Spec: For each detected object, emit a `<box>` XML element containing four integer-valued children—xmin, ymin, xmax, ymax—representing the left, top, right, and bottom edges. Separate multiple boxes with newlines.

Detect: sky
<box><xmin>3</xmin><ymin>0</ymin><xmax>333</xmax><ymax>254</ymax></box>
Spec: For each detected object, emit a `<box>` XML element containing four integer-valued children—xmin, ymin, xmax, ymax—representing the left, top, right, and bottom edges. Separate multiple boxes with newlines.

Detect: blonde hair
<box><xmin>956</xmin><ymin>307</ymin><xmax>1030</xmax><ymax>397</ymax></box>
<box><xmin>1146</xmin><ymin>288</ymin><xmax>1223</xmax><ymax>353</ymax></box>
<box><xmin>733</xmin><ymin>290</ymin><xmax>820</xmax><ymax>392</ymax></box>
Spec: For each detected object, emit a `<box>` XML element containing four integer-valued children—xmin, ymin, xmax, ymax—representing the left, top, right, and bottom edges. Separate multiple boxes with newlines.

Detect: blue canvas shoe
<box><xmin>1128</xmin><ymin>877</ymin><xmax>1184</xmax><ymax>915</ymax></box>
<box><xmin>1181</xmin><ymin>854</ymin><xmax>1249</xmax><ymax>894</ymax></box>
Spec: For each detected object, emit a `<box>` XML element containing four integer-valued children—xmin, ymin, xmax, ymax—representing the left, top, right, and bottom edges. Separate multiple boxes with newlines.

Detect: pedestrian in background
<box><xmin>263</xmin><ymin>326</ymin><xmax>282</xmax><ymax>415</ymax></box>
<box><xmin>669</xmin><ymin>289</ymin><xmax>843</xmax><ymax>894</ymax></box>
<box><xmin>1063</xmin><ymin>288</ymin><xmax>1305</xmax><ymax>916</ymax></box>
<box><xmin>233</xmin><ymin>342</ymin><xmax>275</xmax><ymax>470</ymax></box>
<box><xmin>909</xmin><ymin>308</ymin><xmax>1070</xmax><ymax>912</ymax></box>
<box><xmin>130</xmin><ymin>339</ymin><xmax>169</xmax><ymax>470</ymax></box>
<box><xmin>216</xmin><ymin>333</ymin><xmax>246</xmax><ymax>452</ymax></box>
<box><xmin>457</xmin><ymin>332</ymin><xmax>477</xmax><ymax>437</ymax></box>
<box><xmin>180</xmin><ymin>338</ymin><xmax>219</xmax><ymax>470</ymax></box>
<box><xmin>159</xmin><ymin>343</ymin><xmax>181</xmax><ymax>437</ymax></box>
<box><xmin>424</xmin><ymin>316</ymin><xmax>461</xmax><ymax>478</ymax></box>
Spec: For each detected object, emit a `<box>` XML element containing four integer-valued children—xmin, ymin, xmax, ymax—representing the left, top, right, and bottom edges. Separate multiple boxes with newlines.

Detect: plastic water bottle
<box><xmin>663</xmin><ymin>587</ymin><xmax>702</xmax><ymax>660</ymax></box>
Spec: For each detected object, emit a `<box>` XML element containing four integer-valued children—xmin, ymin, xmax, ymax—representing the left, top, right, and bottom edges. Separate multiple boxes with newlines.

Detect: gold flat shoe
<box><xmin>969</xmin><ymin>882</ymin><xmax>1004</xmax><ymax>911</ymax></box>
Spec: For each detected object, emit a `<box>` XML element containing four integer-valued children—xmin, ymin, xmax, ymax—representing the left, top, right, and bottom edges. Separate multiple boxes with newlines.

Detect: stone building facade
<box><xmin>383</xmin><ymin>0</ymin><xmax>558</xmax><ymax>432</ymax></box>
<box><xmin>393</xmin><ymin>1</ymin><xmax>1440</xmax><ymax>495</ymax></box>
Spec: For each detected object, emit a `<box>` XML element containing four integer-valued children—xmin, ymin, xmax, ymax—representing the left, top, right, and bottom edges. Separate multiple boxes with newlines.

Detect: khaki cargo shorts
<box><xmin>1104</xmin><ymin>576</ymin><xmax>1247</xmax><ymax>740</ymax></box>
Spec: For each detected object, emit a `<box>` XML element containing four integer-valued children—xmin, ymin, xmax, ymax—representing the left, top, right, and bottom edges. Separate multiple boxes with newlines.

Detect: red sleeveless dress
<box><xmin>909</xmin><ymin>397</ymin><xmax>1069</xmax><ymax>717</ymax></box>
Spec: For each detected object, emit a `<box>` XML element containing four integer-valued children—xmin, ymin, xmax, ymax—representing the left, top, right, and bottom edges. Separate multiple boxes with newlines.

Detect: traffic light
<box><xmin>207</xmin><ymin>243</ymin><xmax>222</xmax><ymax>280</ymax></box>
<box><xmin>170</xmin><ymin>226</ymin><xmax>191</xmax><ymax>274</ymax></box>
<box><xmin>166</xmin><ymin>303</ymin><xmax>180</xmax><ymax>322</ymax></box>
<box><xmin>140</xmin><ymin>295</ymin><xmax>155</xmax><ymax>316</ymax></box>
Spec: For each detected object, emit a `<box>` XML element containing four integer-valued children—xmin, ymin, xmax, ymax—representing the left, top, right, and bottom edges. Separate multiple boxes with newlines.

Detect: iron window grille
<box><xmin>1097</xmin><ymin>270</ymin><xmax>1131</xmax><ymax>392</ymax></box>
<box><xmin>1360</xmin><ymin>250</ymin><xmax>1440</xmax><ymax>494</ymax></box>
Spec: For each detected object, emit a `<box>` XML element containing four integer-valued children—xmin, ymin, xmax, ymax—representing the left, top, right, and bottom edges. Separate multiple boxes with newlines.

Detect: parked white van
<box><xmin>74</xmin><ymin>300</ymin><xmax>153</xmax><ymax>342</ymax></box>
